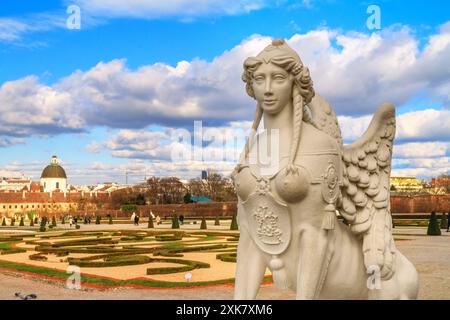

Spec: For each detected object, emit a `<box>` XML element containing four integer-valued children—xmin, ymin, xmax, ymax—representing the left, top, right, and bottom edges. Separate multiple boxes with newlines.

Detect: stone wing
<box><xmin>337</xmin><ymin>103</ymin><xmax>397</xmax><ymax>280</ymax></box>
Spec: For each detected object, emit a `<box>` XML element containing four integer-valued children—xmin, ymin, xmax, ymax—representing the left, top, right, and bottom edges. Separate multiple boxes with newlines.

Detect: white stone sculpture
<box><xmin>231</xmin><ymin>38</ymin><xmax>419</xmax><ymax>300</ymax></box>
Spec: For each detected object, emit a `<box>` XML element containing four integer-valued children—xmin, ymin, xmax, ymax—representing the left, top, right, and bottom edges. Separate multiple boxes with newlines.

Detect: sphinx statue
<box><xmin>231</xmin><ymin>38</ymin><xmax>419</xmax><ymax>300</ymax></box>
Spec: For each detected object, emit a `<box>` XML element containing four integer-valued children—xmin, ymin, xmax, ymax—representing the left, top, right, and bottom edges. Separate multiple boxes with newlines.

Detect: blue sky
<box><xmin>0</xmin><ymin>0</ymin><xmax>449</xmax><ymax>184</ymax></box>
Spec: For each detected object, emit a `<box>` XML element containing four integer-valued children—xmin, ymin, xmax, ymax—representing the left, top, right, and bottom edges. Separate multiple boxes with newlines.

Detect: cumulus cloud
<box><xmin>2</xmin><ymin>23</ymin><xmax>450</xmax><ymax>180</ymax></box>
<box><xmin>339</xmin><ymin>109</ymin><xmax>450</xmax><ymax>143</ymax></box>
<box><xmin>0</xmin><ymin>76</ymin><xmax>84</xmax><ymax>137</ymax></box>
<box><xmin>2</xmin><ymin>23</ymin><xmax>450</xmax><ymax>139</ymax></box>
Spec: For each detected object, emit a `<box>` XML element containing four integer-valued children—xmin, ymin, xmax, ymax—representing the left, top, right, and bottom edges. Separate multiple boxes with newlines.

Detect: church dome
<box><xmin>40</xmin><ymin>155</ymin><xmax>67</xmax><ymax>179</ymax></box>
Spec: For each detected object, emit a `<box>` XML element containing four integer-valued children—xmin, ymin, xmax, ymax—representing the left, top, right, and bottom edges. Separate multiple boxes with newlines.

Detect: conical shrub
<box><xmin>30</xmin><ymin>218</ymin><xmax>34</xmax><ymax>227</ymax></box>
<box><xmin>440</xmin><ymin>213</ymin><xmax>448</xmax><ymax>229</ymax></box>
<box><xmin>109</xmin><ymin>216</ymin><xmax>113</xmax><ymax>225</ymax></box>
<box><xmin>230</xmin><ymin>213</ymin><xmax>238</xmax><ymax>230</ymax></box>
<box><xmin>2</xmin><ymin>217</ymin><xmax>6</xmax><ymax>226</ymax></box>
<box><xmin>19</xmin><ymin>217</ymin><xmax>24</xmax><ymax>226</ymax></box>
<box><xmin>34</xmin><ymin>217</ymin><xmax>38</xmax><ymax>224</ymax></box>
<box><xmin>10</xmin><ymin>218</ymin><xmax>15</xmax><ymax>226</ymax></box>
<box><xmin>51</xmin><ymin>216</ymin><xmax>57</xmax><ymax>227</ymax></box>
<box><xmin>39</xmin><ymin>218</ymin><xmax>46</xmax><ymax>232</ymax></box>
<box><xmin>200</xmin><ymin>216</ymin><xmax>207</xmax><ymax>230</ymax></box>
<box><xmin>214</xmin><ymin>216</ymin><xmax>220</xmax><ymax>226</ymax></box>
<box><xmin>171</xmin><ymin>214</ymin><xmax>180</xmax><ymax>229</ymax></box>
<box><xmin>148</xmin><ymin>216</ymin><xmax>154</xmax><ymax>228</ymax></box>
<box><xmin>95</xmin><ymin>216</ymin><xmax>101</xmax><ymax>225</ymax></box>
<box><xmin>427</xmin><ymin>211</ymin><xmax>441</xmax><ymax>235</ymax></box>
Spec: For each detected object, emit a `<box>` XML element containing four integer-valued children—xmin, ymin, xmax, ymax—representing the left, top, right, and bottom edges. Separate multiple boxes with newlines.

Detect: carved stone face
<box><xmin>252</xmin><ymin>62</ymin><xmax>294</xmax><ymax>115</ymax></box>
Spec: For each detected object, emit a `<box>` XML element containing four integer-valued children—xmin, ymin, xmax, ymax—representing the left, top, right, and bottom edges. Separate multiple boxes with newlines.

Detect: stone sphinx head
<box><xmin>242</xmin><ymin>38</ymin><xmax>315</xmax><ymax>169</ymax></box>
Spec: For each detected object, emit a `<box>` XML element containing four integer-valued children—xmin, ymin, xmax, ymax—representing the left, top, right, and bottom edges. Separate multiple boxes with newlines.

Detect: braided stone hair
<box><xmin>242</xmin><ymin>52</ymin><xmax>315</xmax><ymax>170</ymax></box>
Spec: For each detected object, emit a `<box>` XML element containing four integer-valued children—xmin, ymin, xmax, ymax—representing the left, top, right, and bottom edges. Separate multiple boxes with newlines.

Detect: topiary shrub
<box><xmin>95</xmin><ymin>216</ymin><xmax>101</xmax><ymax>225</ymax></box>
<box><xmin>51</xmin><ymin>216</ymin><xmax>57</xmax><ymax>227</ymax></box>
<box><xmin>109</xmin><ymin>216</ymin><xmax>113</xmax><ymax>225</ymax></box>
<box><xmin>29</xmin><ymin>218</ymin><xmax>34</xmax><ymax>227</ymax></box>
<box><xmin>1</xmin><ymin>217</ymin><xmax>6</xmax><ymax>226</ymax></box>
<box><xmin>230</xmin><ymin>213</ymin><xmax>238</xmax><ymax>230</ymax></box>
<box><xmin>19</xmin><ymin>217</ymin><xmax>24</xmax><ymax>226</ymax></box>
<box><xmin>148</xmin><ymin>216</ymin><xmax>154</xmax><ymax>229</ymax></box>
<box><xmin>10</xmin><ymin>218</ymin><xmax>15</xmax><ymax>226</ymax></box>
<box><xmin>61</xmin><ymin>216</ymin><xmax>65</xmax><ymax>224</ymax></box>
<box><xmin>440</xmin><ymin>213</ymin><xmax>448</xmax><ymax>229</ymax></box>
<box><xmin>427</xmin><ymin>211</ymin><xmax>441</xmax><ymax>236</ymax></box>
<box><xmin>200</xmin><ymin>216</ymin><xmax>207</xmax><ymax>230</ymax></box>
<box><xmin>76</xmin><ymin>225</ymin><xmax>81</xmax><ymax>229</ymax></box>
<box><xmin>34</xmin><ymin>217</ymin><xmax>39</xmax><ymax>224</ymax></box>
<box><xmin>39</xmin><ymin>218</ymin><xmax>46</xmax><ymax>232</ymax></box>
<box><xmin>171</xmin><ymin>214</ymin><xmax>180</xmax><ymax>229</ymax></box>
<box><xmin>214</xmin><ymin>216</ymin><xmax>220</xmax><ymax>226</ymax></box>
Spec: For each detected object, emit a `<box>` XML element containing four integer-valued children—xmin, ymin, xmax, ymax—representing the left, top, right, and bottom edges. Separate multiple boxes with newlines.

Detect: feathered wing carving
<box><xmin>307</xmin><ymin>94</ymin><xmax>343</xmax><ymax>145</ymax></box>
<box><xmin>337</xmin><ymin>103</ymin><xmax>397</xmax><ymax>280</ymax></box>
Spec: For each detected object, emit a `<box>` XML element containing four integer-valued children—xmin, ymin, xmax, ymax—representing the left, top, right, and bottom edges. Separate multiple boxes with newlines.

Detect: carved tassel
<box><xmin>322</xmin><ymin>204</ymin><xmax>336</xmax><ymax>230</ymax></box>
<box><xmin>269</xmin><ymin>255</ymin><xmax>289</xmax><ymax>289</ymax></box>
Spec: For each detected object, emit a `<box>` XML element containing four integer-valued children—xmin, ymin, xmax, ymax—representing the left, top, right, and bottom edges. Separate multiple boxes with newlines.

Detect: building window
<box><xmin>20</xmin><ymin>205</ymin><xmax>23</xmax><ymax>208</ymax></box>
<box><xmin>32</xmin><ymin>205</ymin><xmax>34</xmax><ymax>208</ymax></box>
<box><xmin>15</xmin><ymin>205</ymin><xmax>17</xmax><ymax>208</ymax></box>
<box><xmin>9</xmin><ymin>205</ymin><xmax>11</xmax><ymax>209</ymax></box>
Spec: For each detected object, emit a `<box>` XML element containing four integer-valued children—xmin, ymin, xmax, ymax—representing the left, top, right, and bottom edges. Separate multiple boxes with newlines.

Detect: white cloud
<box><xmin>339</xmin><ymin>109</ymin><xmax>450</xmax><ymax>143</ymax></box>
<box><xmin>74</xmin><ymin>0</ymin><xmax>273</xmax><ymax>20</ymax></box>
<box><xmin>0</xmin><ymin>14</ymin><xmax>66</xmax><ymax>44</ymax></box>
<box><xmin>393</xmin><ymin>142</ymin><xmax>449</xmax><ymax>159</ymax></box>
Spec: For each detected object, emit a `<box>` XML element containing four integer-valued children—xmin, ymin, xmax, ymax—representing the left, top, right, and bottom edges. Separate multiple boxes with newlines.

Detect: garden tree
<box><xmin>215</xmin><ymin>216</ymin><xmax>220</xmax><ymax>226</ymax></box>
<box><xmin>19</xmin><ymin>216</ymin><xmax>24</xmax><ymax>226</ymax></box>
<box><xmin>39</xmin><ymin>218</ymin><xmax>46</xmax><ymax>232</ymax></box>
<box><xmin>171</xmin><ymin>214</ymin><xmax>180</xmax><ymax>229</ymax></box>
<box><xmin>186</xmin><ymin>169</ymin><xmax>237</xmax><ymax>202</ymax></box>
<box><xmin>440</xmin><ymin>213</ymin><xmax>448</xmax><ymax>229</ymax></box>
<box><xmin>200</xmin><ymin>216</ymin><xmax>207</xmax><ymax>230</ymax></box>
<box><xmin>96</xmin><ymin>216</ymin><xmax>101</xmax><ymax>225</ymax></box>
<box><xmin>230</xmin><ymin>213</ymin><xmax>238</xmax><ymax>231</ymax></box>
<box><xmin>427</xmin><ymin>211</ymin><xmax>441</xmax><ymax>235</ymax></box>
<box><xmin>183</xmin><ymin>192</ymin><xmax>193</xmax><ymax>204</ymax></box>
<box><xmin>145</xmin><ymin>177</ymin><xmax>186</xmax><ymax>204</ymax></box>
<box><xmin>148</xmin><ymin>215</ymin><xmax>154</xmax><ymax>228</ymax></box>
<box><xmin>51</xmin><ymin>216</ymin><xmax>57</xmax><ymax>227</ymax></box>
<box><xmin>109</xmin><ymin>215</ymin><xmax>113</xmax><ymax>225</ymax></box>
<box><xmin>2</xmin><ymin>217</ymin><xmax>6</xmax><ymax>226</ymax></box>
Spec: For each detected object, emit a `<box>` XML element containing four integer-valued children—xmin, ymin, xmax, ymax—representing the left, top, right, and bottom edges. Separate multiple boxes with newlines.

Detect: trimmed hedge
<box><xmin>216</xmin><ymin>252</ymin><xmax>237</xmax><ymax>263</ymax></box>
<box><xmin>69</xmin><ymin>254</ymin><xmax>151</xmax><ymax>267</ymax></box>
<box><xmin>29</xmin><ymin>253</ymin><xmax>48</xmax><ymax>261</ymax></box>
<box><xmin>147</xmin><ymin>258</ymin><xmax>210</xmax><ymax>275</ymax></box>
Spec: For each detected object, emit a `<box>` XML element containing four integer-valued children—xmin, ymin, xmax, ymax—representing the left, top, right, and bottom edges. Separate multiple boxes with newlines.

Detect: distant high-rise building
<box><xmin>201</xmin><ymin>170</ymin><xmax>208</xmax><ymax>180</ymax></box>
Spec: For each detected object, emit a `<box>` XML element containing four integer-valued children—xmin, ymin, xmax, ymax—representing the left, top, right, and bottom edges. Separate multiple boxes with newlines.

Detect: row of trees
<box><xmin>109</xmin><ymin>170</ymin><xmax>237</xmax><ymax>208</ymax></box>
